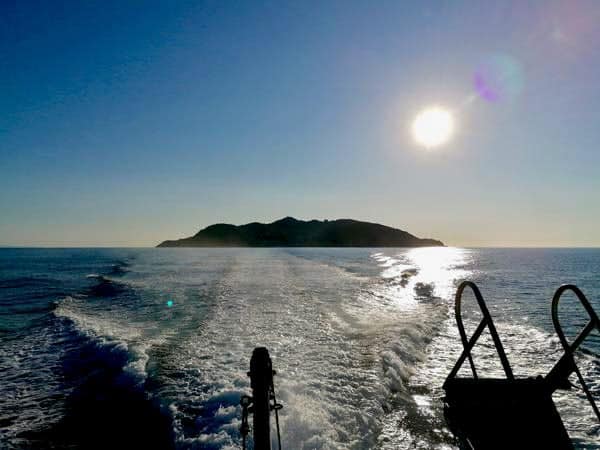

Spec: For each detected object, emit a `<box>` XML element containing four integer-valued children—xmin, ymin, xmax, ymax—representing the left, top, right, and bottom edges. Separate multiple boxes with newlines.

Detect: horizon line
<box><xmin>1</xmin><ymin>245</ymin><xmax>599</xmax><ymax>249</ymax></box>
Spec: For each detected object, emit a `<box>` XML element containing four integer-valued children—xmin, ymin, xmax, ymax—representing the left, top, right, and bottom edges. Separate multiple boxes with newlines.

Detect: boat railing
<box><xmin>443</xmin><ymin>280</ymin><xmax>600</xmax><ymax>449</ymax></box>
<box><xmin>443</xmin><ymin>280</ymin><xmax>513</xmax><ymax>387</ymax></box>
<box><xmin>551</xmin><ymin>284</ymin><xmax>600</xmax><ymax>421</ymax></box>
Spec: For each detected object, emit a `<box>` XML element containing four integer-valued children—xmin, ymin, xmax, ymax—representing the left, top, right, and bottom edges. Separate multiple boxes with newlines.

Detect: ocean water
<box><xmin>0</xmin><ymin>247</ymin><xmax>599</xmax><ymax>449</ymax></box>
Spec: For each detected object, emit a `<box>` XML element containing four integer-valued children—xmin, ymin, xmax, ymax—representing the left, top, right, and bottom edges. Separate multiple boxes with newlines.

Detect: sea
<box><xmin>1</xmin><ymin>247</ymin><xmax>599</xmax><ymax>449</ymax></box>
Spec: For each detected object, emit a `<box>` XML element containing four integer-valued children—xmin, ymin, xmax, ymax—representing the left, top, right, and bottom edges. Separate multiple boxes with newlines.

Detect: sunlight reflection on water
<box><xmin>405</xmin><ymin>247</ymin><xmax>472</xmax><ymax>300</ymax></box>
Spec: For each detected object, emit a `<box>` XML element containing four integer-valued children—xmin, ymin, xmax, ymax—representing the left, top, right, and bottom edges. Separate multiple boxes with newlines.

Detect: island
<box><xmin>157</xmin><ymin>217</ymin><xmax>444</xmax><ymax>247</ymax></box>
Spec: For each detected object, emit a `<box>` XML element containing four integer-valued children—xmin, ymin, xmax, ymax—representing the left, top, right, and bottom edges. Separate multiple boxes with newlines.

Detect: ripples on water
<box><xmin>0</xmin><ymin>248</ymin><xmax>599</xmax><ymax>449</ymax></box>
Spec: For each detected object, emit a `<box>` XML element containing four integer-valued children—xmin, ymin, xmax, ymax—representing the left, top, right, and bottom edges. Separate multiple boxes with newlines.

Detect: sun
<box><xmin>411</xmin><ymin>107</ymin><xmax>455</xmax><ymax>148</ymax></box>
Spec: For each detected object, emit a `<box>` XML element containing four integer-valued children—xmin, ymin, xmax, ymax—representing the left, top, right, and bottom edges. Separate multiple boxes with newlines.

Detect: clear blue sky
<box><xmin>2</xmin><ymin>0</ymin><xmax>600</xmax><ymax>247</ymax></box>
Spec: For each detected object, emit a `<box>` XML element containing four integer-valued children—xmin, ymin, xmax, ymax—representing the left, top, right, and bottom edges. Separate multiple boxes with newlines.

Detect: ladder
<box><xmin>444</xmin><ymin>281</ymin><xmax>600</xmax><ymax>449</ymax></box>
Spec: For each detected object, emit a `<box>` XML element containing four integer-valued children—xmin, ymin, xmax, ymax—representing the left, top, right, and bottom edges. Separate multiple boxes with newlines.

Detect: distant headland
<box><xmin>157</xmin><ymin>217</ymin><xmax>444</xmax><ymax>248</ymax></box>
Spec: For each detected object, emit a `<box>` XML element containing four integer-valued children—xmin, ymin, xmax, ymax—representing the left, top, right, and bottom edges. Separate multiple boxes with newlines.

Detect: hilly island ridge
<box><xmin>157</xmin><ymin>217</ymin><xmax>444</xmax><ymax>247</ymax></box>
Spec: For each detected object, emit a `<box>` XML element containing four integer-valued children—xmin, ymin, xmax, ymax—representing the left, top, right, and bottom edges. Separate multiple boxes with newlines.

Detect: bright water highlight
<box><xmin>1</xmin><ymin>248</ymin><xmax>599</xmax><ymax>449</ymax></box>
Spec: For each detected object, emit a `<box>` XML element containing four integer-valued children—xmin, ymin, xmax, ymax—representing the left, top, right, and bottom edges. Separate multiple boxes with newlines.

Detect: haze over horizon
<box><xmin>2</xmin><ymin>1</ymin><xmax>600</xmax><ymax>248</ymax></box>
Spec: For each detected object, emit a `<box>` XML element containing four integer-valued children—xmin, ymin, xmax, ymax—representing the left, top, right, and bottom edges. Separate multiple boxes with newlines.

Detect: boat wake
<box><xmin>2</xmin><ymin>248</ymin><xmax>599</xmax><ymax>449</ymax></box>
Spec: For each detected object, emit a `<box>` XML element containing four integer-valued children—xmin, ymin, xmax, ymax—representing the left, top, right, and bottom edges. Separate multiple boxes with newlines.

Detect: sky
<box><xmin>2</xmin><ymin>0</ymin><xmax>600</xmax><ymax>247</ymax></box>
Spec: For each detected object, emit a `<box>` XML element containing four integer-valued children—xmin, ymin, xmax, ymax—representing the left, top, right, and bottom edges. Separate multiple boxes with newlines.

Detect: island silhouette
<box><xmin>157</xmin><ymin>217</ymin><xmax>444</xmax><ymax>247</ymax></box>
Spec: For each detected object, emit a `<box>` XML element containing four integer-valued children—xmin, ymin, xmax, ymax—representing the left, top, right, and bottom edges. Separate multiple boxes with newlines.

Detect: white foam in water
<box><xmin>5</xmin><ymin>248</ymin><xmax>598</xmax><ymax>449</ymax></box>
<box><xmin>53</xmin><ymin>295</ymin><xmax>165</xmax><ymax>386</ymax></box>
<box><xmin>0</xmin><ymin>323</ymin><xmax>70</xmax><ymax>444</ymax></box>
<box><xmin>146</xmin><ymin>248</ymin><xmax>469</xmax><ymax>449</ymax></box>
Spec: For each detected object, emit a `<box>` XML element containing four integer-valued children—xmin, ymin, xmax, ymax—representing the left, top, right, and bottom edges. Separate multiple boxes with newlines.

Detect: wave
<box><xmin>84</xmin><ymin>274</ymin><xmax>127</xmax><ymax>298</ymax></box>
<box><xmin>33</xmin><ymin>294</ymin><xmax>174</xmax><ymax>449</ymax></box>
<box><xmin>109</xmin><ymin>260</ymin><xmax>130</xmax><ymax>276</ymax></box>
<box><xmin>53</xmin><ymin>296</ymin><xmax>148</xmax><ymax>382</ymax></box>
<box><xmin>16</xmin><ymin>318</ymin><xmax>175</xmax><ymax>449</ymax></box>
<box><xmin>0</xmin><ymin>252</ymin><xmax>169</xmax><ymax>448</ymax></box>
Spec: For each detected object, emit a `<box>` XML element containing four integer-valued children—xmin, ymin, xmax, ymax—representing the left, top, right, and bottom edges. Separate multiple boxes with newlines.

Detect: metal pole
<box><xmin>249</xmin><ymin>347</ymin><xmax>273</xmax><ymax>450</ymax></box>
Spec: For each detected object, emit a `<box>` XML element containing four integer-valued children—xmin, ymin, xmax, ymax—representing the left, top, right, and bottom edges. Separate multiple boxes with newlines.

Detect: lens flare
<box><xmin>473</xmin><ymin>54</ymin><xmax>524</xmax><ymax>103</ymax></box>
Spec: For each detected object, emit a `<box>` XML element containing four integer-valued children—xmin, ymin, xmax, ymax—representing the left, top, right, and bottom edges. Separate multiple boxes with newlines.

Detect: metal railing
<box><xmin>551</xmin><ymin>284</ymin><xmax>600</xmax><ymax>421</ymax></box>
<box><xmin>444</xmin><ymin>281</ymin><xmax>514</xmax><ymax>386</ymax></box>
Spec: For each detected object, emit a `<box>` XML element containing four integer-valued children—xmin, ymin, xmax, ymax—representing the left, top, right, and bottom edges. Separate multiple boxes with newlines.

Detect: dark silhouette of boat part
<box><xmin>443</xmin><ymin>281</ymin><xmax>599</xmax><ymax>449</ymax></box>
<box><xmin>240</xmin><ymin>282</ymin><xmax>599</xmax><ymax>449</ymax></box>
<box><xmin>240</xmin><ymin>347</ymin><xmax>283</xmax><ymax>450</ymax></box>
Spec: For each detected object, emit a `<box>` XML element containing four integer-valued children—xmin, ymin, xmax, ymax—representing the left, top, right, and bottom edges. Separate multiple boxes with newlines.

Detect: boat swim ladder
<box><xmin>551</xmin><ymin>284</ymin><xmax>600</xmax><ymax>422</ymax></box>
<box><xmin>444</xmin><ymin>281</ymin><xmax>514</xmax><ymax>386</ymax></box>
<box><xmin>443</xmin><ymin>280</ymin><xmax>600</xmax><ymax>449</ymax></box>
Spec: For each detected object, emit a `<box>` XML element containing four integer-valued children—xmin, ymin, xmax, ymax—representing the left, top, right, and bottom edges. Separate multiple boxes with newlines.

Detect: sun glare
<box><xmin>412</xmin><ymin>107</ymin><xmax>455</xmax><ymax>148</ymax></box>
